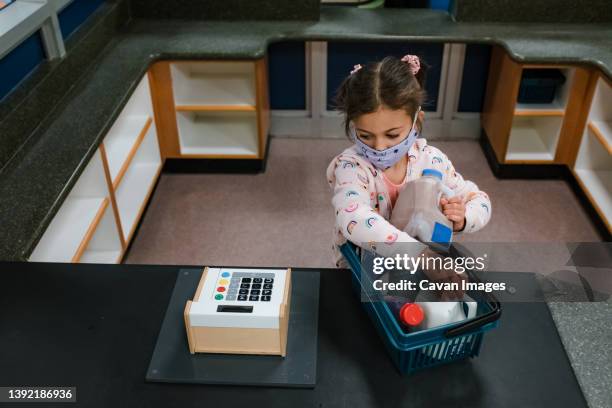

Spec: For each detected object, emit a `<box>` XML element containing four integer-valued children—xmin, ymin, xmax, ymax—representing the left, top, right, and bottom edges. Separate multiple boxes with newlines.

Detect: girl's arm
<box><xmin>330</xmin><ymin>157</ymin><xmax>426</xmax><ymax>258</ymax></box>
<box><xmin>428</xmin><ymin>148</ymin><xmax>491</xmax><ymax>234</ymax></box>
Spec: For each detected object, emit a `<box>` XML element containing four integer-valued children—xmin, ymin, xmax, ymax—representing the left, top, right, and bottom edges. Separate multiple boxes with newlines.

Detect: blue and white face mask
<box><xmin>349</xmin><ymin>107</ymin><xmax>421</xmax><ymax>170</ymax></box>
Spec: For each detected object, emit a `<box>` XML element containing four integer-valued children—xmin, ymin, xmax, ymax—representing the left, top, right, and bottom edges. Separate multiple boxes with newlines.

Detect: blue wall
<box><xmin>58</xmin><ymin>0</ymin><xmax>105</xmax><ymax>39</ymax></box>
<box><xmin>457</xmin><ymin>44</ymin><xmax>491</xmax><ymax>112</ymax></box>
<box><xmin>0</xmin><ymin>31</ymin><xmax>45</xmax><ymax>102</ymax></box>
<box><xmin>0</xmin><ymin>0</ymin><xmax>106</xmax><ymax>101</ymax></box>
<box><xmin>264</xmin><ymin>41</ymin><xmax>491</xmax><ymax>114</ymax></box>
<box><xmin>326</xmin><ymin>42</ymin><xmax>444</xmax><ymax>112</ymax></box>
<box><xmin>268</xmin><ymin>41</ymin><xmax>306</xmax><ymax>110</ymax></box>
<box><xmin>429</xmin><ymin>0</ymin><xmax>451</xmax><ymax>11</ymax></box>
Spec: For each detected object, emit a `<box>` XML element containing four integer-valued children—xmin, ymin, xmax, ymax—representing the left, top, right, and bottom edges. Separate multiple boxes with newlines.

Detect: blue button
<box><xmin>221</xmin><ymin>272</ymin><xmax>230</xmax><ymax>278</ymax></box>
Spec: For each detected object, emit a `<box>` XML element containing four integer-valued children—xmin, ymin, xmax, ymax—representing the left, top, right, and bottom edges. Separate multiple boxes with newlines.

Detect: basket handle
<box><xmin>443</xmin><ymin>299</ymin><xmax>501</xmax><ymax>338</ymax></box>
<box><xmin>443</xmin><ymin>242</ymin><xmax>502</xmax><ymax>337</ymax></box>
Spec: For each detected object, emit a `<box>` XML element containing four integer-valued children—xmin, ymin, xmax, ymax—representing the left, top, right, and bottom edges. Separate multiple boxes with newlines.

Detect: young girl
<box><xmin>327</xmin><ymin>54</ymin><xmax>491</xmax><ymax>268</ymax></box>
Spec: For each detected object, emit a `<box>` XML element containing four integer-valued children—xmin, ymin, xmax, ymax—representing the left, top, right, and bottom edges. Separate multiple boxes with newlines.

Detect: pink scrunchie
<box><xmin>401</xmin><ymin>54</ymin><xmax>421</xmax><ymax>75</ymax></box>
<box><xmin>350</xmin><ymin>64</ymin><xmax>363</xmax><ymax>75</ymax></box>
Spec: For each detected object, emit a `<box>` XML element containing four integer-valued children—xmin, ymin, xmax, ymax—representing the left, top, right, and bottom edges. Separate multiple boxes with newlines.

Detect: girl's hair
<box><xmin>333</xmin><ymin>55</ymin><xmax>429</xmax><ymax>138</ymax></box>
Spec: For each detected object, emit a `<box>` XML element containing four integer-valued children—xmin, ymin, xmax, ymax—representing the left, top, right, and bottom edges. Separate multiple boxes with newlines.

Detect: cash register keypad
<box><xmin>216</xmin><ymin>271</ymin><xmax>275</xmax><ymax>302</ymax></box>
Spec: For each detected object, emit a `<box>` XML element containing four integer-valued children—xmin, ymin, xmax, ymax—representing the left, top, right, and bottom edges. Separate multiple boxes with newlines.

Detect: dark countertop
<box><xmin>1</xmin><ymin>6</ymin><xmax>611</xmax><ymax>262</ymax></box>
<box><xmin>0</xmin><ymin>262</ymin><xmax>595</xmax><ymax>407</ymax></box>
<box><xmin>451</xmin><ymin>0</ymin><xmax>612</xmax><ymax>23</ymax></box>
<box><xmin>128</xmin><ymin>0</ymin><xmax>320</xmax><ymax>20</ymax></box>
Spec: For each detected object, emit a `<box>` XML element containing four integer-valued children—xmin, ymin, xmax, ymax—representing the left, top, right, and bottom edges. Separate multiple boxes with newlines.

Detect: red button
<box><xmin>400</xmin><ymin>303</ymin><xmax>424</xmax><ymax>326</ymax></box>
<box><xmin>217</xmin><ymin>286</ymin><xmax>226</xmax><ymax>293</ymax></box>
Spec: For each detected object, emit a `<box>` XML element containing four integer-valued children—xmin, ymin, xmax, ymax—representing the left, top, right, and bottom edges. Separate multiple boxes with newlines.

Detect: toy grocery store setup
<box><xmin>1</xmin><ymin>0</ymin><xmax>610</xmax><ymax>407</ymax></box>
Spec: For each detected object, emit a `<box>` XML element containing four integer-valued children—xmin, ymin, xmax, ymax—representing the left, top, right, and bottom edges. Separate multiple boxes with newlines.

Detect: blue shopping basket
<box><xmin>341</xmin><ymin>242</ymin><xmax>502</xmax><ymax>374</ymax></box>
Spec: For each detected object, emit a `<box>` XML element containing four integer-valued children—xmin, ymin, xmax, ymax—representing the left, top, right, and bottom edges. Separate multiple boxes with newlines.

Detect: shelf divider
<box><xmin>112</xmin><ymin>116</ymin><xmax>152</xmax><ymax>190</ymax></box>
<box><xmin>573</xmin><ymin>169</ymin><xmax>612</xmax><ymax>232</ymax></box>
<box><xmin>514</xmin><ymin>108</ymin><xmax>564</xmax><ymax>117</ymax></box>
<box><xmin>71</xmin><ymin>198</ymin><xmax>109</xmax><ymax>263</ymax></box>
<box><xmin>175</xmin><ymin>105</ymin><xmax>257</xmax><ymax>112</ymax></box>
<box><xmin>122</xmin><ymin>163</ymin><xmax>163</xmax><ymax>243</ymax></box>
<box><xmin>99</xmin><ymin>142</ymin><xmax>127</xmax><ymax>251</ymax></box>
<box><xmin>588</xmin><ymin>121</ymin><xmax>612</xmax><ymax>155</ymax></box>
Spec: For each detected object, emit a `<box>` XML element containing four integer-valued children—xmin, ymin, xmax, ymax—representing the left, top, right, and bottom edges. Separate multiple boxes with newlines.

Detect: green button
<box><xmin>215</xmin><ymin>294</ymin><xmax>224</xmax><ymax>300</ymax></box>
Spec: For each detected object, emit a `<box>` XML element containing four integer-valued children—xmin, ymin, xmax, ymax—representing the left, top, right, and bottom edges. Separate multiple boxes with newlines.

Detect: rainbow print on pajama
<box><xmin>357</xmin><ymin>173</ymin><xmax>369</xmax><ymax>185</ymax></box>
<box><xmin>345</xmin><ymin>202</ymin><xmax>359</xmax><ymax>212</ymax></box>
<box><xmin>366</xmin><ymin>217</ymin><xmax>377</xmax><ymax>228</ymax></box>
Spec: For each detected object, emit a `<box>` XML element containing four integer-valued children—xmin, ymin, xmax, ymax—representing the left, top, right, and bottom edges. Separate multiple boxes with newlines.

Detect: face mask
<box><xmin>350</xmin><ymin>107</ymin><xmax>421</xmax><ymax>170</ymax></box>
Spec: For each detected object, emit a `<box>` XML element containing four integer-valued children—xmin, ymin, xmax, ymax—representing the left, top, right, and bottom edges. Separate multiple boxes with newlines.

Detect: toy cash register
<box><xmin>184</xmin><ymin>267</ymin><xmax>292</xmax><ymax>356</ymax></box>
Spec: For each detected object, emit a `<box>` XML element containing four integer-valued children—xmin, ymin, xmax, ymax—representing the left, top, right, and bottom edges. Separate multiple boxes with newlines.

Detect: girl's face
<box><xmin>352</xmin><ymin>106</ymin><xmax>423</xmax><ymax>151</ymax></box>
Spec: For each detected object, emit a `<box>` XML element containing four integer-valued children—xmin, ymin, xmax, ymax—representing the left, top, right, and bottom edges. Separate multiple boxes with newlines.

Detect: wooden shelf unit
<box><xmin>482</xmin><ymin>47</ymin><xmax>590</xmax><ymax>164</ymax></box>
<box><xmin>78</xmin><ymin>198</ymin><xmax>123</xmax><ymax>264</ymax></box>
<box><xmin>29</xmin><ymin>151</ymin><xmax>111</xmax><ymax>263</ymax></box>
<box><xmin>149</xmin><ymin>59</ymin><xmax>270</xmax><ymax>160</ymax></box>
<box><xmin>513</xmin><ymin>67</ymin><xmax>574</xmax><ymax>118</ymax></box>
<box><xmin>30</xmin><ymin>74</ymin><xmax>163</xmax><ymax>264</ymax></box>
<box><xmin>513</xmin><ymin>106</ymin><xmax>565</xmax><ymax>116</ymax></box>
<box><xmin>588</xmin><ymin>121</ymin><xmax>612</xmax><ymax>154</ymax></box>
<box><xmin>113</xmin><ymin>121</ymin><xmax>162</xmax><ymax>243</ymax></box>
<box><xmin>30</xmin><ymin>58</ymin><xmax>270</xmax><ymax>264</ymax></box>
<box><xmin>170</xmin><ymin>61</ymin><xmax>257</xmax><ymax>107</ymax></box>
<box><xmin>175</xmin><ymin>105</ymin><xmax>257</xmax><ymax>112</ymax></box>
<box><xmin>101</xmin><ymin>73</ymin><xmax>163</xmax><ymax>257</ymax></box>
<box><xmin>571</xmin><ymin>75</ymin><xmax>612</xmax><ymax>233</ymax></box>
<box><xmin>506</xmin><ymin>115</ymin><xmax>564</xmax><ymax>162</ymax></box>
<box><xmin>175</xmin><ymin>110</ymin><xmax>259</xmax><ymax>157</ymax></box>
<box><xmin>103</xmin><ymin>77</ymin><xmax>154</xmax><ymax>184</ymax></box>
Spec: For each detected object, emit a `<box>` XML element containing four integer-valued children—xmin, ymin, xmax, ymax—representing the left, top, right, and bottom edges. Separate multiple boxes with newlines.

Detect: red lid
<box><xmin>399</xmin><ymin>303</ymin><xmax>424</xmax><ymax>326</ymax></box>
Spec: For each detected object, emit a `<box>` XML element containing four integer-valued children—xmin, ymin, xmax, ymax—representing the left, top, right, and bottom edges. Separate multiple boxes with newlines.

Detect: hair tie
<box><xmin>350</xmin><ymin>64</ymin><xmax>363</xmax><ymax>75</ymax></box>
<box><xmin>401</xmin><ymin>54</ymin><xmax>420</xmax><ymax>75</ymax></box>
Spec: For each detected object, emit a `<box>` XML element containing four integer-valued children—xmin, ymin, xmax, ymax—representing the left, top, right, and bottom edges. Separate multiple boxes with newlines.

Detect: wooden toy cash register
<box><xmin>184</xmin><ymin>267</ymin><xmax>292</xmax><ymax>356</ymax></box>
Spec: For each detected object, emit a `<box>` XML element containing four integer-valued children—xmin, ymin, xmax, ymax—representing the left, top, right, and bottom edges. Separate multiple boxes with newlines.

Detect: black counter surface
<box><xmin>0</xmin><ymin>263</ymin><xmax>588</xmax><ymax>408</ymax></box>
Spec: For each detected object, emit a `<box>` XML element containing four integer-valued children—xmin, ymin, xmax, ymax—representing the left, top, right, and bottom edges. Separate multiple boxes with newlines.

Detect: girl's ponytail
<box><xmin>413</xmin><ymin>57</ymin><xmax>429</xmax><ymax>90</ymax></box>
<box><xmin>400</xmin><ymin>53</ymin><xmax>429</xmax><ymax>90</ymax></box>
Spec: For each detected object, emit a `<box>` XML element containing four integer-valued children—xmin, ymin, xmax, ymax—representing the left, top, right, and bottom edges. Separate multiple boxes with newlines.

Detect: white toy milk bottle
<box><xmin>390</xmin><ymin>168</ymin><xmax>455</xmax><ymax>249</ymax></box>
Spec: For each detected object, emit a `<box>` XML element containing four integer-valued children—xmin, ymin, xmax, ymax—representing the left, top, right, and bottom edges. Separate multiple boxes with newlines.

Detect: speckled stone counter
<box><xmin>452</xmin><ymin>0</ymin><xmax>612</xmax><ymax>23</ymax></box>
<box><xmin>548</xmin><ymin>302</ymin><xmax>612</xmax><ymax>408</ymax></box>
<box><xmin>0</xmin><ymin>8</ymin><xmax>611</xmax><ymax>405</ymax></box>
<box><xmin>129</xmin><ymin>0</ymin><xmax>320</xmax><ymax>20</ymax></box>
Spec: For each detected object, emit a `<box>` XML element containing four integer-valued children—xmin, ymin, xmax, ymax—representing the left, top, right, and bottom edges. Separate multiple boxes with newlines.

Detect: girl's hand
<box><xmin>440</xmin><ymin>195</ymin><xmax>466</xmax><ymax>232</ymax></box>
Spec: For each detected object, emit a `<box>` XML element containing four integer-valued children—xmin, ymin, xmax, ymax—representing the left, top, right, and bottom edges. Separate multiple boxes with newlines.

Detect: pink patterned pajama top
<box><xmin>326</xmin><ymin>138</ymin><xmax>492</xmax><ymax>268</ymax></box>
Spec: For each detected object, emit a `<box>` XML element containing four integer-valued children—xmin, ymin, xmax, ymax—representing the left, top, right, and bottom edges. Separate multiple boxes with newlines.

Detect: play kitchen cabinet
<box><xmin>571</xmin><ymin>74</ymin><xmax>612</xmax><ymax>233</ymax></box>
<box><xmin>29</xmin><ymin>58</ymin><xmax>270</xmax><ymax>263</ymax></box>
<box><xmin>30</xmin><ymin>75</ymin><xmax>162</xmax><ymax>263</ymax></box>
<box><xmin>149</xmin><ymin>59</ymin><xmax>270</xmax><ymax>161</ymax></box>
<box><xmin>101</xmin><ymin>76</ymin><xmax>162</xmax><ymax>245</ymax></box>
<box><xmin>28</xmin><ymin>149</ymin><xmax>122</xmax><ymax>263</ymax></box>
<box><xmin>482</xmin><ymin>47</ymin><xmax>592</xmax><ymax>164</ymax></box>
<box><xmin>482</xmin><ymin>46</ymin><xmax>611</xmax><ymax>235</ymax></box>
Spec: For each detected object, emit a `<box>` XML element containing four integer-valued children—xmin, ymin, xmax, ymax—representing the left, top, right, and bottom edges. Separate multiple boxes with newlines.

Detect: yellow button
<box><xmin>219</xmin><ymin>279</ymin><xmax>229</xmax><ymax>286</ymax></box>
